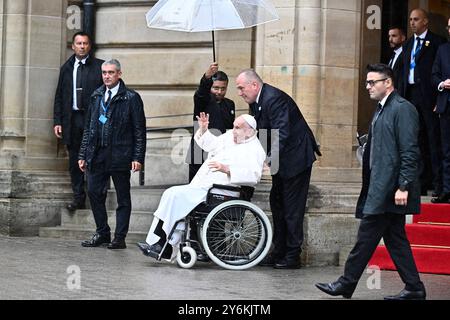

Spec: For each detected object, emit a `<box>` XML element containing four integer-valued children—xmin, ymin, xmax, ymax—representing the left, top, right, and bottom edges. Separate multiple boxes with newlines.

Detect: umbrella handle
<box><xmin>212</xmin><ymin>30</ymin><xmax>216</xmax><ymax>62</ymax></box>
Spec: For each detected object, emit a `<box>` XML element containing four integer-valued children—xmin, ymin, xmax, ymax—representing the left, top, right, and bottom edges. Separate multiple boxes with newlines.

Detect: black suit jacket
<box><xmin>432</xmin><ymin>42</ymin><xmax>450</xmax><ymax>114</ymax></box>
<box><xmin>388</xmin><ymin>50</ymin><xmax>404</xmax><ymax>90</ymax></box>
<box><xmin>398</xmin><ymin>31</ymin><xmax>446</xmax><ymax>109</ymax></box>
<box><xmin>250</xmin><ymin>84</ymin><xmax>321</xmax><ymax>179</ymax></box>
<box><xmin>53</xmin><ymin>54</ymin><xmax>104</xmax><ymax>145</ymax></box>
<box><xmin>187</xmin><ymin>75</ymin><xmax>235</xmax><ymax>165</ymax></box>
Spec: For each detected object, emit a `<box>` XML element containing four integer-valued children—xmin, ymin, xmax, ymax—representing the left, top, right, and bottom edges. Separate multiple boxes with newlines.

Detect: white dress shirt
<box><xmin>72</xmin><ymin>56</ymin><xmax>88</xmax><ymax>110</ymax></box>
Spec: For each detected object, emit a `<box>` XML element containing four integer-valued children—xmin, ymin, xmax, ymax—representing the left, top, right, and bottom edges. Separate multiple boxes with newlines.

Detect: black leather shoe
<box><xmin>81</xmin><ymin>233</ymin><xmax>111</xmax><ymax>247</ymax></box>
<box><xmin>315</xmin><ymin>281</ymin><xmax>355</xmax><ymax>299</ymax></box>
<box><xmin>67</xmin><ymin>200</ymin><xmax>86</xmax><ymax>211</ymax></box>
<box><xmin>107</xmin><ymin>238</ymin><xmax>126</xmax><ymax>249</ymax></box>
<box><xmin>197</xmin><ymin>253</ymin><xmax>210</xmax><ymax>262</ymax></box>
<box><xmin>259</xmin><ymin>254</ymin><xmax>278</xmax><ymax>267</ymax></box>
<box><xmin>384</xmin><ymin>289</ymin><xmax>426</xmax><ymax>300</ymax></box>
<box><xmin>274</xmin><ymin>257</ymin><xmax>301</xmax><ymax>269</ymax></box>
<box><xmin>141</xmin><ymin>243</ymin><xmax>173</xmax><ymax>259</ymax></box>
<box><xmin>431</xmin><ymin>193</ymin><xmax>450</xmax><ymax>204</ymax></box>
<box><xmin>136</xmin><ymin>242</ymin><xmax>151</xmax><ymax>254</ymax></box>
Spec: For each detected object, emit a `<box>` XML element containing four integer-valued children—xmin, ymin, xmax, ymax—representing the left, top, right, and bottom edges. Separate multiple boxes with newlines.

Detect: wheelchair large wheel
<box><xmin>201</xmin><ymin>200</ymin><xmax>272</xmax><ymax>270</ymax></box>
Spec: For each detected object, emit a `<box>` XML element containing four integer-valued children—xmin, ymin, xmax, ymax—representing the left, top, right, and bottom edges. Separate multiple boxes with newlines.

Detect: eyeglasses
<box><xmin>365</xmin><ymin>78</ymin><xmax>388</xmax><ymax>87</ymax></box>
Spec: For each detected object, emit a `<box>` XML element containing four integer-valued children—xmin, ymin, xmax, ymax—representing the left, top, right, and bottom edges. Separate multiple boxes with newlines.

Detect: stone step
<box><xmin>105</xmin><ymin>186</ymin><xmax>165</xmax><ymax>211</ymax></box>
<box><xmin>61</xmin><ymin>209</ymin><xmax>155</xmax><ymax>232</ymax></box>
<box><xmin>39</xmin><ymin>226</ymin><xmax>148</xmax><ymax>244</ymax></box>
<box><xmin>147</xmin><ymin>131</ymin><xmax>191</xmax><ymax>154</ymax></box>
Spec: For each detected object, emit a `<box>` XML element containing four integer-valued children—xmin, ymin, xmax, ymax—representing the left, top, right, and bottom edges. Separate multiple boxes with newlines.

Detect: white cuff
<box><xmin>438</xmin><ymin>82</ymin><xmax>445</xmax><ymax>92</ymax></box>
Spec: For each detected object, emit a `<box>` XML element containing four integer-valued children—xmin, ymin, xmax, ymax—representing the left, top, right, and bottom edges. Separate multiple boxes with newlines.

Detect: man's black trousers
<box><xmin>269</xmin><ymin>167</ymin><xmax>312</xmax><ymax>260</ymax></box>
<box><xmin>68</xmin><ymin>110</ymin><xmax>86</xmax><ymax>203</ymax></box>
<box><xmin>339</xmin><ymin>213</ymin><xmax>424</xmax><ymax>292</ymax></box>
<box><xmin>87</xmin><ymin>148</ymin><xmax>132</xmax><ymax>240</ymax></box>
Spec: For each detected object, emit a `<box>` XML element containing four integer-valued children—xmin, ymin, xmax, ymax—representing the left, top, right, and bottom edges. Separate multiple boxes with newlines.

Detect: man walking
<box><xmin>53</xmin><ymin>31</ymin><xmax>104</xmax><ymax>211</ymax></box>
<box><xmin>235</xmin><ymin>70</ymin><xmax>321</xmax><ymax>269</ymax></box>
<box><xmin>78</xmin><ymin>59</ymin><xmax>146</xmax><ymax>249</ymax></box>
<box><xmin>315</xmin><ymin>64</ymin><xmax>425</xmax><ymax>300</ymax></box>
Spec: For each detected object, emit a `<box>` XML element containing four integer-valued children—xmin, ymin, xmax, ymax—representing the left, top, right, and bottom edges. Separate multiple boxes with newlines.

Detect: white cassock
<box><xmin>146</xmin><ymin>129</ymin><xmax>266</xmax><ymax>246</ymax></box>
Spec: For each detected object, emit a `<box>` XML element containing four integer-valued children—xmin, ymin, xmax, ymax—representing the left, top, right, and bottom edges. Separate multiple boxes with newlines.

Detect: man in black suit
<box><xmin>78</xmin><ymin>59</ymin><xmax>146</xmax><ymax>250</ymax></box>
<box><xmin>187</xmin><ymin>62</ymin><xmax>235</xmax><ymax>182</ymax></box>
<box><xmin>398</xmin><ymin>8</ymin><xmax>446</xmax><ymax>196</ymax></box>
<box><xmin>53</xmin><ymin>31</ymin><xmax>104</xmax><ymax>211</ymax></box>
<box><xmin>431</xmin><ymin>18</ymin><xmax>450</xmax><ymax>203</ymax></box>
<box><xmin>387</xmin><ymin>27</ymin><xmax>406</xmax><ymax>88</ymax></box>
<box><xmin>235</xmin><ymin>70</ymin><xmax>321</xmax><ymax>269</ymax></box>
<box><xmin>316</xmin><ymin>64</ymin><xmax>426</xmax><ymax>300</ymax></box>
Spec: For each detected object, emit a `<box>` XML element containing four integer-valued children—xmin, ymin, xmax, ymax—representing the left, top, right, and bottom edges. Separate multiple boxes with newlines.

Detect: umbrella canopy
<box><xmin>145</xmin><ymin>0</ymin><xmax>279</xmax><ymax>60</ymax></box>
<box><xmin>146</xmin><ymin>0</ymin><xmax>279</xmax><ymax>32</ymax></box>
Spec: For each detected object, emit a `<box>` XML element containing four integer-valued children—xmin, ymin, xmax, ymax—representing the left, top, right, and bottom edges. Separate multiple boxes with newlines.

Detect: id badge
<box><xmin>99</xmin><ymin>114</ymin><xmax>108</xmax><ymax>124</ymax></box>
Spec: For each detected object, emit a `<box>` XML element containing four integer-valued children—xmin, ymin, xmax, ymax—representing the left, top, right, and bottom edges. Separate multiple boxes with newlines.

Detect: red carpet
<box><xmin>369</xmin><ymin>203</ymin><xmax>450</xmax><ymax>275</ymax></box>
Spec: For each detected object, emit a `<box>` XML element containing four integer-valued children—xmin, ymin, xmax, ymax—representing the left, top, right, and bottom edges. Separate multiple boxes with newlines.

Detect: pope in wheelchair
<box><xmin>137</xmin><ymin>112</ymin><xmax>273</xmax><ymax>270</ymax></box>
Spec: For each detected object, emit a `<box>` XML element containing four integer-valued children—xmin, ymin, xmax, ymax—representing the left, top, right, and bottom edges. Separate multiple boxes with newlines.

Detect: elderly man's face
<box><xmin>235</xmin><ymin>74</ymin><xmax>260</xmax><ymax>104</ymax></box>
<box><xmin>232</xmin><ymin>116</ymin><xmax>254</xmax><ymax>144</ymax></box>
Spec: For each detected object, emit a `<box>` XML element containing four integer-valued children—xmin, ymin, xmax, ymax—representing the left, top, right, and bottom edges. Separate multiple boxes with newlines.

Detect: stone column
<box><xmin>253</xmin><ymin>0</ymin><xmax>364</xmax><ymax>265</ymax></box>
<box><xmin>0</xmin><ymin>0</ymin><xmax>72</xmax><ymax>236</ymax></box>
<box><xmin>255</xmin><ymin>0</ymin><xmax>362</xmax><ymax>169</ymax></box>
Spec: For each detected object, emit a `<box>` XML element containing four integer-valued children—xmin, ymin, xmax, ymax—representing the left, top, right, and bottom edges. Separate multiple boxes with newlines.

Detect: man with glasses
<box><xmin>431</xmin><ymin>18</ymin><xmax>450</xmax><ymax>203</ymax></box>
<box><xmin>187</xmin><ymin>62</ymin><xmax>235</xmax><ymax>182</ymax></box>
<box><xmin>398</xmin><ymin>8</ymin><xmax>446</xmax><ymax>197</ymax></box>
<box><xmin>316</xmin><ymin>64</ymin><xmax>426</xmax><ymax>300</ymax></box>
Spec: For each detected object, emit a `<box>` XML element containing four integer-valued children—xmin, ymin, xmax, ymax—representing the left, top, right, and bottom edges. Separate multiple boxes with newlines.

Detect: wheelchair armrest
<box><xmin>210</xmin><ymin>184</ymin><xmax>242</xmax><ymax>193</ymax></box>
<box><xmin>208</xmin><ymin>184</ymin><xmax>255</xmax><ymax>202</ymax></box>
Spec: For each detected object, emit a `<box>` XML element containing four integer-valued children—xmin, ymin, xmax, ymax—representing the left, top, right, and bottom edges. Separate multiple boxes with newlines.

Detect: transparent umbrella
<box><xmin>145</xmin><ymin>0</ymin><xmax>279</xmax><ymax>60</ymax></box>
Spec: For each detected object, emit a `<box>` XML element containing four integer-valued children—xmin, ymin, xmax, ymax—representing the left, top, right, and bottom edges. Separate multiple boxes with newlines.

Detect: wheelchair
<box><xmin>154</xmin><ymin>184</ymin><xmax>273</xmax><ymax>270</ymax></box>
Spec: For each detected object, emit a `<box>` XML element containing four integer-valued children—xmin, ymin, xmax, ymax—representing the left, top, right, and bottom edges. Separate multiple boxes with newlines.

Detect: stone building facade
<box><xmin>1</xmin><ymin>0</ymin><xmax>449</xmax><ymax>265</ymax></box>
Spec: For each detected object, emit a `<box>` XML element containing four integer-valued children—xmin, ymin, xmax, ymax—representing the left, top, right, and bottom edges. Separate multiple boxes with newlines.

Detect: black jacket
<box><xmin>398</xmin><ymin>31</ymin><xmax>446</xmax><ymax>109</ymax></box>
<box><xmin>250</xmin><ymin>83</ymin><xmax>321</xmax><ymax>179</ymax></box>
<box><xmin>356</xmin><ymin>92</ymin><xmax>421</xmax><ymax>218</ymax></box>
<box><xmin>187</xmin><ymin>75</ymin><xmax>235</xmax><ymax>164</ymax></box>
<box><xmin>78</xmin><ymin>79</ymin><xmax>146</xmax><ymax>171</ymax></box>
<box><xmin>432</xmin><ymin>42</ymin><xmax>450</xmax><ymax>114</ymax></box>
<box><xmin>53</xmin><ymin>54</ymin><xmax>104</xmax><ymax>145</ymax></box>
<box><xmin>388</xmin><ymin>50</ymin><xmax>404</xmax><ymax>90</ymax></box>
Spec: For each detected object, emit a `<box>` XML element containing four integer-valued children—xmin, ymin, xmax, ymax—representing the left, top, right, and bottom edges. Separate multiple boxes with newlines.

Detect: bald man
<box><xmin>398</xmin><ymin>8</ymin><xmax>446</xmax><ymax>198</ymax></box>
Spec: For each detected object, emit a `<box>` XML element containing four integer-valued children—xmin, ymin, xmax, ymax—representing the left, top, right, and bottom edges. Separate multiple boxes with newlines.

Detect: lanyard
<box><xmin>100</xmin><ymin>98</ymin><xmax>110</xmax><ymax>115</ymax></box>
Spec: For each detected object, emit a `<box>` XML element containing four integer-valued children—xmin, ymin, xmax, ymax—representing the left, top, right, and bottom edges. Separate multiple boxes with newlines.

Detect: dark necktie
<box><xmin>388</xmin><ymin>51</ymin><xmax>396</xmax><ymax>68</ymax></box>
<box><xmin>76</xmin><ymin>61</ymin><xmax>84</xmax><ymax>110</ymax></box>
<box><xmin>414</xmin><ymin>37</ymin><xmax>422</xmax><ymax>56</ymax></box>
<box><xmin>369</xmin><ymin>103</ymin><xmax>383</xmax><ymax>169</ymax></box>
<box><xmin>409</xmin><ymin>37</ymin><xmax>422</xmax><ymax>82</ymax></box>
<box><xmin>105</xmin><ymin>90</ymin><xmax>112</xmax><ymax>106</ymax></box>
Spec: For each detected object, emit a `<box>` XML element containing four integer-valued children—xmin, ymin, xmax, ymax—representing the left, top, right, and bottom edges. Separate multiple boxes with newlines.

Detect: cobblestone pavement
<box><xmin>1</xmin><ymin>235</ymin><xmax>449</xmax><ymax>300</ymax></box>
